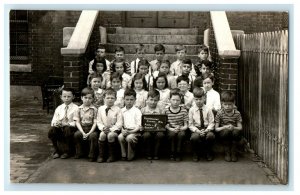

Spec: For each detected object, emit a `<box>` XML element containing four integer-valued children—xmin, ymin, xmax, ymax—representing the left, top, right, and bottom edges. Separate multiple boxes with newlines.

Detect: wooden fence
<box><xmin>234</xmin><ymin>30</ymin><xmax>288</xmax><ymax>184</ymax></box>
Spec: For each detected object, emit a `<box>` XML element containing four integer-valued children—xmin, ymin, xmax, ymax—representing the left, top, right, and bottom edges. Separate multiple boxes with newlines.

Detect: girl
<box><xmin>134</xmin><ymin>59</ymin><xmax>154</xmax><ymax>90</ymax></box>
<box><xmin>110</xmin><ymin>72</ymin><xmax>125</xmax><ymax>108</ymax></box>
<box><xmin>153</xmin><ymin>72</ymin><xmax>170</xmax><ymax>109</ymax></box>
<box><xmin>87</xmin><ymin>57</ymin><xmax>110</xmax><ymax>89</ymax></box>
<box><xmin>130</xmin><ymin>73</ymin><xmax>148</xmax><ymax>109</ymax></box>
<box><xmin>111</xmin><ymin>60</ymin><xmax>131</xmax><ymax>89</ymax></box>
<box><xmin>152</xmin><ymin>59</ymin><xmax>177</xmax><ymax>89</ymax></box>
<box><xmin>89</xmin><ymin>73</ymin><xmax>104</xmax><ymax>108</ymax></box>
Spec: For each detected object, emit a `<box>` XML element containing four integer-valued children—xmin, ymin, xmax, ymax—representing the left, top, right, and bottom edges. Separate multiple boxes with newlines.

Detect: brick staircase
<box><xmin>104</xmin><ymin>27</ymin><xmax>204</xmax><ymax>62</ymax></box>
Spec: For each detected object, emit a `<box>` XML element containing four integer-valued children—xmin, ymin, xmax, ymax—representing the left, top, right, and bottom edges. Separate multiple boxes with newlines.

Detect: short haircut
<box><xmin>61</xmin><ymin>88</ymin><xmax>75</xmax><ymax>95</ymax></box>
<box><xmin>115</xmin><ymin>46</ymin><xmax>125</xmax><ymax>53</ymax></box>
<box><xmin>124</xmin><ymin>88</ymin><xmax>136</xmax><ymax>99</ymax></box>
<box><xmin>182</xmin><ymin>58</ymin><xmax>192</xmax><ymax>66</ymax></box>
<box><xmin>153</xmin><ymin>72</ymin><xmax>169</xmax><ymax>89</ymax></box>
<box><xmin>154</xmin><ymin>44</ymin><xmax>165</xmax><ymax>53</ymax></box>
<box><xmin>97</xmin><ymin>44</ymin><xmax>106</xmax><ymax>50</ymax></box>
<box><xmin>110</xmin><ymin>72</ymin><xmax>123</xmax><ymax>82</ymax></box>
<box><xmin>193</xmin><ymin>77</ymin><xmax>204</xmax><ymax>88</ymax></box>
<box><xmin>221</xmin><ymin>91</ymin><xmax>235</xmax><ymax>102</ymax></box>
<box><xmin>111</xmin><ymin>60</ymin><xmax>127</xmax><ymax>72</ymax></box>
<box><xmin>81</xmin><ymin>87</ymin><xmax>94</xmax><ymax>97</ymax></box>
<box><xmin>170</xmin><ymin>88</ymin><xmax>182</xmax><ymax>99</ymax></box>
<box><xmin>193</xmin><ymin>87</ymin><xmax>206</xmax><ymax>98</ymax></box>
<box><xmin>136</xmin><ymin>44</ymin><xmax>145</xmax><ymax>53</ymax></box>
<box><xmin>92</xmin><ymin>57</ymin><xmax>107</xmax><ymax>72</ymax></box>
<box><xmin>198</xmin><ymin>44</ymin><xmax>209</xmax><ymax>53</ymax></box>
<box><xmin>195</xmin><ymin>60</ymin><xmax>213</xmax><ymax>76</ymax></box>
<box><xmin>160</xmin><ymin>59</ymin><xmax>171</xmax><ymax>67</ymax></box>
<box><xmin>176</xmin><ymin>75</ymin><xmax>190</xmax><ymax>84</ymax></box>
<box><xmin>104</xmin><ymin>88</ymin><xmax>117</xmax><ymax>98</ymax></box>
<box><xmin>131</xmin><ymin>72</ymin><xmax>148</xmax><ymax>90</ymax></box>
<box><xmin>137</xmin><ymin>58</ymin><xmax>150</xmax><ymax>70</ymax></box>
<box><xmin>202</xmin><ymin>72</ymin><xmax>214</xmax><ymax>83</ymax></box>
<box><xmin>89</xmin><ymin>72</ymin><xmax>103</xmax><ymax>82</ymax></box>
<box><xmin>175</xmin><ymin>45</ymin><xmax>186</xmax><ymax>52</ymax></box>
<box><xmin>148</xmin><ymin>89</ymin><xmax>160</xmax><ymax>99</ymax></box>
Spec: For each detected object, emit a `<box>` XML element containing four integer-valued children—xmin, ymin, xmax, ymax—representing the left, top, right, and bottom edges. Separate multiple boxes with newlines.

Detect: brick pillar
<box><xmin>218</xmin><ymin>58</ymin><xmax>238</xmax><ymax>93</ymax></box>
<box><xmin>62</xmin><ymin>54</ymin><xmax>88</xmax><ymax>93</ymax></box>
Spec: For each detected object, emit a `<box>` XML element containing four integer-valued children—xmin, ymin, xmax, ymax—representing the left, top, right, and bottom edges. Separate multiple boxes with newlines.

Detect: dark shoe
<box><xmin>170</xmin><ymin>154</ymin><xmax>175</xmax><ymax>161</ymax></box>
<box><xmin>224</xmin><ymin>152</ymin><xmax>231</xmax><ymax>162</ymax></box>
<box><xmin>192</xmin><ymin>153</ymin><xmax>199</xmax><ymax>162</ymax></box>
<box><xmin>74</xmin><ymin>154</ymin><xmax>83</xmax><ymax>159</ymax></box>
<box><xmin>60</xmin><ymin>153</ymin><xmax>69</xmax><ymax>159</ymax></box>
<box><xmin>206</xmin><ymin>153</ymin><xmax>214</xmax><ymax>161</ymax></box>
<box><xmin>88</xmin><ymin>157</ymin><xmax>96</xmax><ymax>162</ymax></box>
<box><xmin>107</xmin><ymin>142</ymin><xmax>116</xmax><ymax>163</ymax></box>
<box><xmin>231</xmin><ymin>142</ymin><xmax>238</xmax><ymax>162</ymax></box>
<box><xmin>175</xmin><ymin>156</ymin><xmax>182</xmax><ymax>161</ymax></box>
<box><xmin>153</xmin><ymin>156</ymin><xmax>159</xmax><ymax>160</ymax></box>
<box><xmin>146</xmin><ymin>156</ymin><xmax>152</xmax><ymax>160</ymax></box>
<box><xmin>97</xmin><ymin>156</ymin><xmax>105</xmax><ymax>163</ymax></box>
<box><xmin>107</xmin><ymin>156</ymin><xmax>115</xmax><ymax>163</ymax></box>
<box><xmin>52</xmin><ymin>152</ymin><xmax>60</xmax><ymax>159</ymax></box>
<box><xmin>231</xmin><ymin>153</ymin><xmax>238</xmax><ymax>162</ymax></box>
<box><xmin>121</xmin><ymin>157</ymin><xmax>127</xmax><ymax>161</ymax></box>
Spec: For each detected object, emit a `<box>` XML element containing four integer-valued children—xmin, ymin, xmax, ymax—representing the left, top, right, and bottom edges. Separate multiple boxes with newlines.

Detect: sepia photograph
<box><xmin>7</xmin><ymin>5</ymin><xmax>290</xmax><ymax>188</ymax></box>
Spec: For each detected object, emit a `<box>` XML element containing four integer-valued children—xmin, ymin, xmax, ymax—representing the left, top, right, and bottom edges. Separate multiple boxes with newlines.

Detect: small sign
<box><xmin>142</xmin><ymin>114</ymin><xmax>167</xmax><ymax>132</ymax></box>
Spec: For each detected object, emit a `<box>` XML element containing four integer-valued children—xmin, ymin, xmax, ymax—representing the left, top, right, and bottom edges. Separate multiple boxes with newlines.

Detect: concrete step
<box><xmin>108</xmin><ymin>27</ymin><xmax>200</xmax><ymax>35</ymax></box>
<box><xmin>105</xmin><ymin>53</ymin><xmax>199</xmax><ymax>63</ymax></box>
<box><xmin>107</xmin><ymin>34</ymin><xmax>202</xmax><ymax>45</ymax></box>
<box><xmin>106</xmin><ymin>43</ymin><xmax>201</xmax><ymax>55</ymax></box>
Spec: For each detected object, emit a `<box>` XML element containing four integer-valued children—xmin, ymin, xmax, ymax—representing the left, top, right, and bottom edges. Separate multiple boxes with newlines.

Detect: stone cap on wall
<box><xmin>61</xmin><ymin>10</ymin><xmax>98</xmax><ymax>55</ymax></box>
<box><xmin>210</xmin><ymin>11</ymin><xmax>241</xmax><ymax>59</ymax></box>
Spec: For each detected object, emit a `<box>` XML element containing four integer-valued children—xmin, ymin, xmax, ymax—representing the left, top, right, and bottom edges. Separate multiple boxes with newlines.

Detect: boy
<box><xmin>110</xmin><ymin>46</ymin><xmax>131</xmax><ymax>75</ymax></box>
<box><xmin>48</xmin><ymin>88</ymin><xmax>78</xmax><ymax>159</ymax></box>
<box><xmin>149</xmin><ymin>44</ymin><xmax>165</xmax><ymax>73</ymax></box>
<box><xmin>180</xmin><ymin>59</ymin><xmax>196</xmax><ymax>91</ymax></box>
<box><xmin>118</xmin><ymin>88</ymin><xmax>142</xmax><ymax>161</ymax></box>
<box><xmin>165</xmin><ymin>90</ymin><xmax>189</xmax><ymax>161</ymax></box>
<box><xmin>89</xmin><ymin>44</ymin><xmax>110</xmax><ymax>74</ymax></box>
<box><xmin>189</xmin><ymin>87</ymin><xmax>215</xmax><ymax>161</ymax></box>
<box><xmin>73</xmin><ymin>87</ymin><xmax>99</xmax><ymax>162</ymax></box>
<box><xmin>176</xmin><ymin>76</ymin><xmax>194</xmax><ymax>110</ymax></box>
<box><xmin>215</xmin><ymin>91</ymin><xmax>243</xmax><ymax>162</ymax></box>
<box><xmin>170</xmin><ymin>45</ymin><xmax>196</xmax><ymax>77</ymax></box>
<box><xmin>97</xmin><ymin>88</ymin><xmax>123</xmax><ymax>163</ymax></box>
<box><xmin>202</xmin><ymin>73</ymin><xmax>221</xmax><ymax>115</ymax></box>
<box><xmin>194</xmin><ymin>60</ymin><xmax>213</xmax><ymax>78</ymax></box>
<box><xmin>89</xmin><ymin>73</ymin><xmax>104</xmax><ymax>108</ymax></box>
<box><xmin>130</xmin><ymin>44</ymin><xmax>146</xmax><ymax>75</ymax></box>
<box><xmin>141</xmin><ymin>89</ymin><xmax>165</xmax><ymax>160</ymax></box>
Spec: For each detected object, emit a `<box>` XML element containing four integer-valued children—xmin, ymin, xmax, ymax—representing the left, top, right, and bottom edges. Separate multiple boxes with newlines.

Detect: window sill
<box><xmin>10</xmin><ymin>64</ymin><xmax>32</xmax><ymax>72</ymax></box>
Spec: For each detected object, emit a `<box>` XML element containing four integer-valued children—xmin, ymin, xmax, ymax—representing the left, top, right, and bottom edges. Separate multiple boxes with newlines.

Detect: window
<box><xmin>10</xmin><ymin>10</ymin><xmax>29</xmax><ymax>64</ymax></box>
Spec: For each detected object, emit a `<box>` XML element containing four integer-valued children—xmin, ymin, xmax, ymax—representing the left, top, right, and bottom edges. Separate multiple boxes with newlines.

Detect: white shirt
<box><xmin>188</xmin><ymin>104</ymin><xmax>215</xmax><ymax>132</ymax></box>
<box><xmin>114</xmin><ymin>88</ymin><xmax>125</xmax><ymax>108</ymax></box>
<box><xmin>121</xmin><ymin>73</ymin><xmax>131</xmax><ymax>89</ymax></box>
<box><xmin>135</xmin><ymin>90</ymin><xmax>148</xmax><ymax>109</ymax></box>
<box><xmin>51</xmin><ymin>102</ymin><xmax>78</xmax><ymax>127</ymax></box>
<box><xmin>122</xmin><ymin>106</ymin><xmax>142</xmax><ymax>130</ymax></box>
<box><xmin>205</xmin><ymin>88</ymin><xmax>221</xmax><ymax>111</ymax></box>
<box><xmin>149</xmin><ymin>59</ymin><xmax>160</xmax><ymax>73</ymax></box>
<box><xmin>97</xmin><ymin>105</ymin><xmax>123</xmax><ymax>132</ymax></box>
<box><xmin>157</xmin><ymin>88</ymin><xmax>171</xmax><ymax>109</ymax></box>
<box><xmin>182</xmin><ymin>90</ymin><xmax>194</xmax><ymax>109</ymax></box>
<box><xmin>130</xmin><ymin>58</ymin><xmax>141</xmax><ymax>75</ymax></box>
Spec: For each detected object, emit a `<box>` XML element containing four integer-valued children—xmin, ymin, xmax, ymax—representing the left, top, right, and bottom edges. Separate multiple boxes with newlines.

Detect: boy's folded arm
<box><xmin>233</xmin><ymin>122</ymin><xmax>243</xmax><ymax>131</ymax></box>
<box><xmin>75</xmin><ymin>120</ymin><xmax>85</xmax><ymax>134</ymax></box>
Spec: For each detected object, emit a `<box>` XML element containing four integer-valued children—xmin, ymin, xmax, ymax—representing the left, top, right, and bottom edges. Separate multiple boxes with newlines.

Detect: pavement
<box><xmin>9</xmin><ymin>94</ymin><xmax>282</xmax><ymax>185</ymax></box>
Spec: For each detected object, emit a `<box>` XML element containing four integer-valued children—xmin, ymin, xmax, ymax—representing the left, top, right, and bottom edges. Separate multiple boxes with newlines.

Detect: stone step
<box><xmin>105</xmin><ymin>53</ymin><xmax>199</xmax><ymax>63</ymax></box>
<box><xmin>107</xmin><ymin>34</ymin><xmax>202</xmax><ymax>45</ymax></box>
<box><xmin>106</xmin><ymin>43</ymin><xmax>201</xmax><ymax>55</ymax></box>
<box><xmin>108</xmin><ymin>27</ymin><xmax>200</xmax><ymax>35</ymax></box>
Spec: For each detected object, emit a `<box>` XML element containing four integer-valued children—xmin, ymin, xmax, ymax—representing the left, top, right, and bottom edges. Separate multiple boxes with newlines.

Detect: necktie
<box><xmin>105</xmin><ymin>107</ymin><xmax>110</xmax><ymax>116</ymax></box>
<box><xmin>200</xmin><ymin>108</ymin><xmax>205</xmax><ymax>129</ymax></box>
<box><xmin>64</xmin><ymin>105</ymin><xmax>69</xmax><ymax>122</ymax></box>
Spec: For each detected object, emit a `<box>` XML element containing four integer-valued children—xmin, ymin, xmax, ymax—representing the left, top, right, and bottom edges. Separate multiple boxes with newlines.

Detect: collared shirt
<box><xmin>130</xmin><ymin>58</ymin><xmax>141</xmax><ymax>75</ymax></box>
<box><xmin>189</xmin><ymin>104</ymin><xmax>215</xmax><ymax>132</ymax></box>
<box><xmin>135</xmin><ymin>89</ymin><xmax>148</xmax><ymax>109</ymax></box>
<box><xmin>88</xmin><ymin>59</ymin><xmax>111</xmax><ymax>74</ymax></box>
<box><xmin>157</xmin><ymin>88</ymin><xmax>171</xmax><ymax>109</ymax></box>
<box><xmin>114</xmin><ymin>88</ymin><xmax>125</xmax><ymax>108</ymax></box>
<box><xmin>73</xmin><ymin>104</ymin><xmax>97</xmax><ymax>126</ymax></box>
<box><xmin>93</xmin><ymin>88</ymin><xmax>104</xmax><ymax>108</ymax></box>
<box><xmin>122</xmin><ymin>106</ymin><xmax>142</xmax><ymax>130</ymax></box>
<box><xmin>51</xmin><ymin>102</ymin><xmax>78</xmax><ymax>127</ymax></box>
<box><xmin>170</xmin><ymin>60</ymin><xmax>197</xmax><ymax>76</ymax></box>
<box><xmin>215</xmin><ymin>109</ymin><xmax>242</xmax><ymax>127</ymax></box>
<box><xmin>204</xmin><ymin>88</ymin><xmax>221</xmax><ymax>111</ymax></box>
<box><xmin>97</xmin><ymin>105</ymin><xmax>123</xmax><ymax>132</ymax></box>
<box><xmin>182</xmin><ymin>90</ymin><xmax>194</xmax><ymax>109</ymax></box>
<box><xmin>149</xmin><ymin>59</ymin><xmax>160</xmax><ymax>73</ymax></box>
<box><xmin>141</xmin><ymin>105</ymin><xmax>164</xmax><ymax>115</ymax></box>
<box><xmin>122</xmin><ymin>73</ymin><xmax>131</xmax><ymax>89</ymax></box>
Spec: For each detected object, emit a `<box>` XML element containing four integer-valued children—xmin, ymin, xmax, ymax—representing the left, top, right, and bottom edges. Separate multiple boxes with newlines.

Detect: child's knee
<box><xmin>99</xmin><ymin>132</ymin><xmax>107</xmax><ymax>141</ymax></box>
<box><xmin>107</xmin><ymin>132</ymin><xmax>117</xmax><ymax>142</ymax></box>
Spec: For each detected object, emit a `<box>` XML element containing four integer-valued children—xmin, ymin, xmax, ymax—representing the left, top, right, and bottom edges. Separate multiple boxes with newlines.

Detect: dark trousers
<box><xmin>190</xmin><ymin>131</ymin><xmax>215</xmax><ymax>155</ymax></box>
<box><xmin>167</xmin><ymin>130</ymin><xmax>186</xmax><ymax>154</ymax></box>
<box><xmin>48</xmin><ymin>126</ymin><xmax>76</xmax><ymax>155</ymax></box>
<box><xmin>218</xmin><ymin>129</ymin><xmax>242</xmax><ymax>144</ymax></box>
<box><xmin>73</xmin><ymin>126</ymin><xmax>99</xmax><ymax>159</ymax></box>
<box><xmin>143</xmin><ymin>131</ymin><xmax>165</xmax><ymax>157</ymax></box>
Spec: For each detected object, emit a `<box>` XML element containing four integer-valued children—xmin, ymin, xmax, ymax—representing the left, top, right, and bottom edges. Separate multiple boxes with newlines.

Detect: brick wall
<box><xmin>99</xmin><ymin>11</ymin><xmax>124</xmax><ymax>27</ymax></box>
<box><xmin>10</xmin><ymin>11</ymin><xmax>81</xmax><ymax>86</ymax></box>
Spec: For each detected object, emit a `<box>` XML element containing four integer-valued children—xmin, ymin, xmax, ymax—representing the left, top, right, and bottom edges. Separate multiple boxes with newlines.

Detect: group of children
<box><xmin>48</xmin><ymin>43</ymin><xmax>243</xmax><ymax>163</ymax></box>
